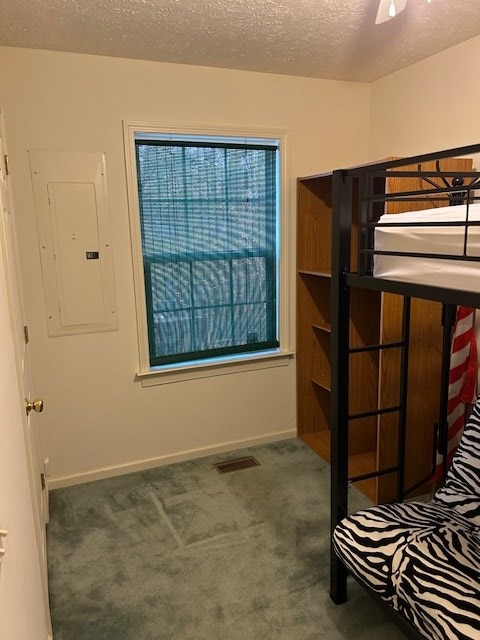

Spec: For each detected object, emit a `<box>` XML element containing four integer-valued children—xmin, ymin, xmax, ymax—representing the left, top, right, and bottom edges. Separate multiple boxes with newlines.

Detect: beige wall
<box><xmin>0</xmin><ymin>46</ymin><xmax>370</xmax><ymax>485</ymax></box>
<box><xmin>370</xmin><ymin>34</ymin><xmax>480</xmax><ymax>388</ymax></box>
<box><xmin>369</xmin><ymin>35</ymin><xmax>480</xmax><ymax>159</ymax></box>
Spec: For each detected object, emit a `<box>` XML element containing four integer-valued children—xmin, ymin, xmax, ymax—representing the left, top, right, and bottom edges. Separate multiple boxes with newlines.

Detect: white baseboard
<box><xmin>48</xmin><ymin>429</ymin><xmax>297</xmax><ymax>490</ymax></box>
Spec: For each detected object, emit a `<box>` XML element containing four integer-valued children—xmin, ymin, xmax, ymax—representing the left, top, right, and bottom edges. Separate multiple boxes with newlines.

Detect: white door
<box><xmin>0</xmin><ymin>109</ymin><xmax>52</xmax><ymax>633</ymax></box>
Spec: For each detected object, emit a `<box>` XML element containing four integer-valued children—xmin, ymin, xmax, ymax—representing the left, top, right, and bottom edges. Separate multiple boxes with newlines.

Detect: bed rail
<box><xmin>332</xmin><ymin>148</ymin><xmax>480</xmax><ymax>311</ymax></box>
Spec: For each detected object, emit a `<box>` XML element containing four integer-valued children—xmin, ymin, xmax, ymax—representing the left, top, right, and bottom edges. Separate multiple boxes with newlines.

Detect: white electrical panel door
<box><xmin>29</xmin><ymin>150</ymin><xmax>118</xmax><ymax>336</ymax></box>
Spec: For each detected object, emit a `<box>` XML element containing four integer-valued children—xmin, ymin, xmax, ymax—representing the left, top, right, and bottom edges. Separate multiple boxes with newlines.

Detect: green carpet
<box><xmin>47</xmin><ymin>438</ymin><xmax>406</xmax><ymax>639</ymax></box>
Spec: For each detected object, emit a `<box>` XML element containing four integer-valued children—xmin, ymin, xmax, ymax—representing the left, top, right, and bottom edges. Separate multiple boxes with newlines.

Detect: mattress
<box><xmin>373</xmin><ymin>203</ymin><xmax>480</xmax><ymax>292</ymax></box>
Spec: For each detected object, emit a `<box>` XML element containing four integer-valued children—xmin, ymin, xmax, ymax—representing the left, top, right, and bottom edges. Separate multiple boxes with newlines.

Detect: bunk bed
<box><xmin>329</xmin><ymin>143</ymin><xmax>480</xmax><ymax>640</ymax></box>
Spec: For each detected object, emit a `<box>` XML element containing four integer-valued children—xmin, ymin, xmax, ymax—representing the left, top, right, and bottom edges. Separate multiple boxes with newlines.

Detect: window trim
<box><xmin>123</xmin><ymin>120</ymin><xmax>292</xmax><ymax>383</ymax></box>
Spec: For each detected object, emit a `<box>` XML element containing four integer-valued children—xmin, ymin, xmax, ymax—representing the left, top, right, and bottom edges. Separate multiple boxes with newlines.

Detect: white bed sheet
<box><xmin>373</xmin><ymin>203</ymin><xmax>480</xmax><ymax>292</ymax></box>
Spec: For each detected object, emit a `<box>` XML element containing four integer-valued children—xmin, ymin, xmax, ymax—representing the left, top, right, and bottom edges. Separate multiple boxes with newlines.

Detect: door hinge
<box><xmin>4</xmin><ymin>154</ymin><xmax>9</xmax><ymax>176</ymax></box>
<box><xmin>23</xmin><ymin>325</ymin><xmax>30</xmax><ymax>344</ymax></box>
<box><xmin>40</xmin><ymin>472</ymin><xmax>46</xmax><ymax>490</ymax></box>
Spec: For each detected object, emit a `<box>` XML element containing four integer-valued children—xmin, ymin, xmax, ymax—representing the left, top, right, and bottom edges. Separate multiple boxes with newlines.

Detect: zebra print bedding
<box><xmin>333</xmin><ymin>397</ymin><xmax>480</xmax><ymax>640</ymax></box>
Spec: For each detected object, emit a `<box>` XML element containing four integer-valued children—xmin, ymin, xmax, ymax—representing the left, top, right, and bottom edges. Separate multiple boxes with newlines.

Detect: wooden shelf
<box><xmin>300</xmin><ymin>430</ymin><xmax>330</xmax><ymax>461</ymax></box>
<box><xmin>298</xmin><ymin>269</ymin><xmax>331</xmax><ymax>279</ymax></box>
<box><xmin>299</xmin><ymin>431</ymin><xmax>376</xmax><ymax>503</ymax></box>
<box><xmin>312</xmin><ymin>323</ymin><xmax>331</xmax><ymax>335</ymax></box>
<box><xmin>349</xmin><ymin>451</ymin><xmax>378</xmax><ymax>503</ymax></box>
<box><xmin>312</xmin><ymin>377</ymin><xmax>331</xmax><ymax>393</ymax></box>
<box><xmin>297</xmin><ymin>170</ymin><xmax>377</xmax><ymax>500</ymax></box>
<box><xmin>297</xmin><ymin>176</ymin><xmax>333</xmax><ymax>274</ymax></box>
<box><xmin>297</xmin><ymin>273</ymin><xmax>331</xmax><ymax>329</ymax></box>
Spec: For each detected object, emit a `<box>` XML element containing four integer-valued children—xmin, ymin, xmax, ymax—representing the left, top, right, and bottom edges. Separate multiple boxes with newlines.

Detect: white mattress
<box><xmin>373</xmin><ymin>203</ymin><xmax>480</xmax><ymax>292</ymax></box>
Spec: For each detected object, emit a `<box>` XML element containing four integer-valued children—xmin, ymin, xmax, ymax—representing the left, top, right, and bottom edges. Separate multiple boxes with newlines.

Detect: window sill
<box><xmin>137</xmin><ymin>350</ymin><xmax>295</xmax><ymax>386</ymax></box>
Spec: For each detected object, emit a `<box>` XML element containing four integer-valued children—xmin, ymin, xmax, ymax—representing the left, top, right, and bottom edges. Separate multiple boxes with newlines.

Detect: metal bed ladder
<box><xmin>329</xmin><ymin>170</ymin><xmax>412</xmax><ymax>604</ymax></box>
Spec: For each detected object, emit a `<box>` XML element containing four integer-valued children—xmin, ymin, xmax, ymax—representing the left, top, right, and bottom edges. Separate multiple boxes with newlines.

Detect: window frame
<box><xmin>123</xmin><ymin>120</ymin><xmax>292</xmax><ymax>384</ymax></box>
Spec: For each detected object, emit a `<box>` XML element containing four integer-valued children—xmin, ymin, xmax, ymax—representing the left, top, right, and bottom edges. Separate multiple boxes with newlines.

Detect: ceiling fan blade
<box><xmin>375</xmin><ymin>0</ymin><xmax>408</xmax><ymax>24</ymax></box>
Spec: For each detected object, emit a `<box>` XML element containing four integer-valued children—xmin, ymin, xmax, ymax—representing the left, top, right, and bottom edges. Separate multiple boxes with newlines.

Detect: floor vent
<box><xmin>214</xmin><ymin>456</ymin><xmax>260</xmax><ymax>474</ymax></box>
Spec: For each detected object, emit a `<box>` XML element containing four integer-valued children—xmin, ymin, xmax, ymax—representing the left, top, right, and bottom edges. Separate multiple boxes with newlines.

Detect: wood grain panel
<box><xmin>375</xmin><ymin>160</ymin><xmax>471</xmax><ymax>500</ymax></box>
<box><xmin>297</xmin><ymin>273</ymin><xmax>332</xmax><ymax>436</ymax></box>
<box><xmin>348</xmin><ymin>287</ymin><xmax>381</xmax><ymax>454</ymax></box>
<box><xmin>386</xmin><ymin>158</ymin><xmax>473</xmax><ymax>213</ymax></box>
<box><xmin>297</xmin><ymin>177</ymin><xmax>333</xmax><ymax>273</ymax></box>
<box><xmin>300</xmin><ymin>431</ymin><xmax>377</xmax><ymax>503</ymax></box>
<box><xmin>377</xmin><ymin>294</ymin><xmax>443</xmax><ymax>502</ymax></box>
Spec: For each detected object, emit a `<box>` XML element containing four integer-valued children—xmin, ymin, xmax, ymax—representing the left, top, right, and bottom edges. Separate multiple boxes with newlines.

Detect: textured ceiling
<box><xmin>0</xmin><ymin>0</ymin><xmax>479</xmax><ymax>82</ymax></box>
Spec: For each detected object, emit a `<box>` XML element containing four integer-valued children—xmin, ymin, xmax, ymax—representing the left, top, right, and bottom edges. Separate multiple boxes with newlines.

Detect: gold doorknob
<box><xmin>25</xmin><ymin>398</ymin><xmax>44</xmax><ymax>415</ymax></box>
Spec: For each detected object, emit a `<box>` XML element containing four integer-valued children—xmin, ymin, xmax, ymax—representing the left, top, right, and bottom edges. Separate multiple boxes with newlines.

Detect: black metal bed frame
<box><xmin>329</xmin><ymin>142</ymin><xmax>480</xmax><ymax>637</ymax></box>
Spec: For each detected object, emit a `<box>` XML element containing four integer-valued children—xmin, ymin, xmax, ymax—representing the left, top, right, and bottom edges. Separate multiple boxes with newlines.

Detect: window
<box><xmin>124</xmin><ymin>123</ymin><xmax>289</xmax><ymax>379</ymax></box>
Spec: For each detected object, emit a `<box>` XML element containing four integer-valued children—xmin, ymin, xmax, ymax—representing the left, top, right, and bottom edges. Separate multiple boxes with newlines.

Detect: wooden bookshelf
<box><xmin>297</xmin><ymin>172</ymin><xmax>382</xmax><ymax>502</ymax></box>
<box><xmin>296</xmin><ymin>162</ymin><xmax>468</xmax><ymax>504</ymax></box>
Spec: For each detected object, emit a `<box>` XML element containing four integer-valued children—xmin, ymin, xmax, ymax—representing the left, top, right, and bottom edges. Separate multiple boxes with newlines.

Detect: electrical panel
<box><xmin>29</xmin><ymin>150</ymin><xmax>118</xmax><ymax>336</ymax></box>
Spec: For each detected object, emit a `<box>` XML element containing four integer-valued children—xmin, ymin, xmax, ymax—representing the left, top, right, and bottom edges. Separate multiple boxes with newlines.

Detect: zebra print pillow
<box><xmin>333</xmin><ymin>396</ymin><xmax>480</xmax><ymax>640</ymax></box>
<box><xmin>333</xmin><ymin>501</ymin><xmax>480</xmax><ymax>639</ymax></box>
<box><xmin>435</xmin><ymin>398</ymin><xmax>480</xmax><ymax>524</ymax></box>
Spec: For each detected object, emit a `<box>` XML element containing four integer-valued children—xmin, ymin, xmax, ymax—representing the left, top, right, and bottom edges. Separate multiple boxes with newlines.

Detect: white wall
<box><xmin>369</xmin><ymin>35</ymin><xmax>480</xmax><ymax>158</ymax></box>
<box><xmin>0</xmin><ymin>207</ymin><xmax>48</xmax><ymax>638</ymax></box>
<box><xmin>370</xmin><ymin>34</ymin><xmax>480</xmax><ymax>385</ymax></box>
<box><xmin>0</xmin><ymin>46</ymin><xmax>371</xmax><ymax>486</ymax></box>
